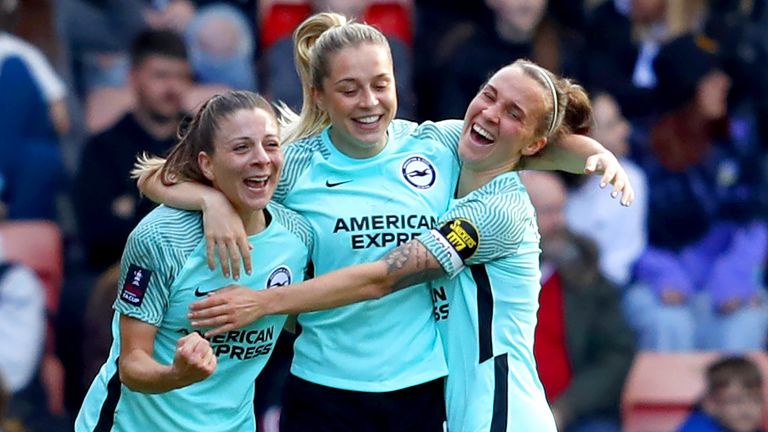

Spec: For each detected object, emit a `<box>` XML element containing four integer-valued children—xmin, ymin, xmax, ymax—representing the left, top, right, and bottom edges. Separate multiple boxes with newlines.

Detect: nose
<box><xmin>482</xmin><ymin>102</ymin><xmax>502</xmax><ymax>123</ymax></box>
<box><xmin>249</xmin><ymin>143</ymin><xmax>271</xmax><ymax>165</ymax></box>
<box><xmin>359</xmin><ymin>87</ymin><xmax>379</xmax><ymax>108</ymax></box>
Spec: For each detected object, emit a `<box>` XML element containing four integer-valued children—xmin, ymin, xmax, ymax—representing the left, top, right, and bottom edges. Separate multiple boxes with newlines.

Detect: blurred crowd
<box><xmin>1</xmin><ymin>0</ymin><xmax>767</xmax><ymax>431</ymax></box>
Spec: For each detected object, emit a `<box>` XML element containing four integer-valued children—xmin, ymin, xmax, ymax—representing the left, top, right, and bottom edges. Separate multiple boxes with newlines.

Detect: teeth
<box><xmin>472</xmin><ymin>124</ymin><xmax>494</xmax><ymax>141</ymax></box>
<box><xmin>356</xmin><ymin>115</ymin><xmax>380</xmax><ymax>124</ymax></box>
<box><xmin>246</xmin><ymin>176</ymin><xmax>268</xmax><ymax>182</ymax></box>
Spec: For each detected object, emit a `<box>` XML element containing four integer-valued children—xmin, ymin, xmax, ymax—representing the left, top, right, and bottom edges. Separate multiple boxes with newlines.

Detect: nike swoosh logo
<box><xmin>325</xmin><ymin>180</ymin><xmax>353</xmax><ymax>188</ymax></box>
<box><xmin>194</xmin><ymin>287</ymin><xmax>216</xmax><ymax>297</ymax></box>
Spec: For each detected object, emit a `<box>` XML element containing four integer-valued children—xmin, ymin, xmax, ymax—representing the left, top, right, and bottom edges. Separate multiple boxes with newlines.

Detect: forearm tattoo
<box><xmin>383</xmin><ymin>241</ymin><xmax>444</xmax><ymax>292</ymax></box>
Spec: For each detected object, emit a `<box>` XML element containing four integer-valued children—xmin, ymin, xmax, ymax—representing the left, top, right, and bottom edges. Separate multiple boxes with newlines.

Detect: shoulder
<box><xmin>411</xmin><ymin>119</ymin><xmax>464</xmax><ymax>139</ymax></box>
<box><xmin>86</xmin><ymin>113</ymin><xmax>134</xmax><ymax>146</ymax></box>
<box><xmin>267</xmin><ymin>202</ymin><xmax>313</xmax><ymax>250</ymax></box>
<box><xmin>391</xmin><ymin>118</ymin><xmax>464</xmax><ymax>141</ymax></box>
<box><xmin>129</xmin><ymin>206</ymin><xmax>203</xmax><ymax>251</ymax></box>
<box><xmin>459</xmin><ymin>174</ymin><xmax>534</xmax><ymax>227</ymax></box>
<box><xmin>478</xmin><ymin>173</ymin><xmax>530</xmax><ymax>206</ymax></box>
<box><xmin>0</xmin><ymin>33</ymin><xmax>39</xmax><ymax>63</ymax></box>
<box><xmin>268</xmin><ymin>202</ymin><xmax>304</xmax><ymax>228</ymax></box>
<box><xmin>284</xmin><ymin>132</ymin><xmax>327</xmax><ymax>158</ymax></box>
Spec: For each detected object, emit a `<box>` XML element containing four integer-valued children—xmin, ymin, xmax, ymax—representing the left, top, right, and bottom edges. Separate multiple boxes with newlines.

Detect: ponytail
<box><xmin>280</xmin><ymin>12</ymin><xmax>390</xmax><ymax>144</ymax></box>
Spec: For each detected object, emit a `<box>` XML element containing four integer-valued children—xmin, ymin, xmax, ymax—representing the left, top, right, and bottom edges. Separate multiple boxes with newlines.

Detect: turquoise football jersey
<box><xmin>75</xmin><ymin>204</ymin><xmax>312</xmax><ymax>432</ymax></box>
<box><xmin>276</xmin><ymin>119</ymin><xmax>463</xmax><ymax>391</ymax></box>
<box><xmin>418</xmin><ymin>172</ymin><xmax>557</xmax><ymax>431</ymax></box>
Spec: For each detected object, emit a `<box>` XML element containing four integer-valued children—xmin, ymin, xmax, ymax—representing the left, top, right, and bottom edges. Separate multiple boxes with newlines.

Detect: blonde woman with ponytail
<box><xmin>135</xmin><ymin>13</ymin><xmax>634</xmax><ymax>432</ymax></box>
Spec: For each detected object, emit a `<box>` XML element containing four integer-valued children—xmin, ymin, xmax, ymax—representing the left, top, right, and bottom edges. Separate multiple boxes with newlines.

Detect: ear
<box><xmin>197</xmin><ymin>151</ymin><xmax>215</xmax><ymax>182</ymax></box>
<box><xmin>311</xmin><ymin>86</ymin><xmax>326</xmax><ymax>111</ymax></box>
<box><xmin>521</xmin><ymin>137</ymin><xmax>548</xmax><ymax>156</ymax></box>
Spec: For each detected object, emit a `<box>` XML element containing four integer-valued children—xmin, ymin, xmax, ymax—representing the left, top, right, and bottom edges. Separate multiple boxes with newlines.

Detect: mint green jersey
<box><xmin>418</xmin><ymin>172</ymin><xmax>556</xmax><ymax>431</ymax></box>
<box><xmin>75</xmin><ymin>204</ymin><xmax>312</xmax><ymax>432</ymax></box>
<box><xmin>276</xmin><ymin>119</ymin><xmax>462</xmax><ymax>391</ymax></box>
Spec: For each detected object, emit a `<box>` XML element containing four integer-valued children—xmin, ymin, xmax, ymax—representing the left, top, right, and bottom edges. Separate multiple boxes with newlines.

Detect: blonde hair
<box><xmin>279</xmin><ymin>12</ymin><xmax>391</xmax><ymax>144</ymax></box>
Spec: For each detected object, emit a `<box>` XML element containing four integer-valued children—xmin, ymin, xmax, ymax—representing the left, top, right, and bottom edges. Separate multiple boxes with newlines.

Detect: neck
<box><xmin>456</xmin><ymin>161</ymin><xmax>515</xmax><ymax>198</ymax></box>
<box><xmin>133</xmin><ymin>108</ymin><xmax>178</xmax><ymax>140</ymax></box>
<box><xmin>239</xmin><ymin>209</ymin><xmax>267</xmax><ymax>236</ymax></box>
<box><xmin>328</xmin><ymin>126</ymin><xmax>387</xmax><ymax>159</ymax></box>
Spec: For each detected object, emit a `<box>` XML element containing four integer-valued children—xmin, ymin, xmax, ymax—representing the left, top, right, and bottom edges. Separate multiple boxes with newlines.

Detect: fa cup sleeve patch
<box><xmin>428</xmin><ymin>218</ymin><xmax>480</xmax><ymax>271</ymax></box>
<box><xmin>120</xmin><ymin>264</ymin><xmax>152</xmax><ymax>306</ymax></box>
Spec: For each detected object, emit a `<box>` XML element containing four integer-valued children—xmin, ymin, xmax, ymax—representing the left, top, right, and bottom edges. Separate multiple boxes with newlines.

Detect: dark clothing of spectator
<box><xmin>584</xmin><ymin>1</ymin><xmax>657</xmax><ymax>119</ymax></box>
<box><xmin>678</xmin><ymin>407</ymin><xmax>764</xmax><ymax>432</ymax></box>
<box><xmin>534</xmin><ymin>233</ymin><xmax>635</xmax><ymax>429</ymax></box>
<box><xmin>73</xmin><ymin>112</ymin><xmax>175</xmax><ymax>271</ymax></box>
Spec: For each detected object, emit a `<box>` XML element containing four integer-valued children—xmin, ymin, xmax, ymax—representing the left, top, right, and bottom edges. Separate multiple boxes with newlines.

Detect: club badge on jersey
<box><xmin>266</xmin><ymin>265</ymin><xmax>291</xmax><ymax>288</ymax></box>
<box><xmin>401</xmin><ymin>155</ymin><xmax>437</xmax><ymax>190</ymax></box>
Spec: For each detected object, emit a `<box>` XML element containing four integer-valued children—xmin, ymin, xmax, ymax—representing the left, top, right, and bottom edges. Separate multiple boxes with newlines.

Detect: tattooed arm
<box><xmin>187</xmin><ymin>240</ymin><xmax>445</xmax><ymax>336</ymax></box>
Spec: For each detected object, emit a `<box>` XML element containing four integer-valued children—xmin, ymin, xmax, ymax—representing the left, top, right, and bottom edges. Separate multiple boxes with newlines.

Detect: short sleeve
<box><xmin>113</xmin><ymin>223</ymin><xmax>173</xmax><ymax>326</ymax></box>
<box><xmin>417</xmin><ymin>191</ymin><xmax>536</xmax><ymax>277</ymax></box>
<box><xmin>269</xmin><ymin>202</ymin><xmax>316</xmax><ymax>256</ymax></box>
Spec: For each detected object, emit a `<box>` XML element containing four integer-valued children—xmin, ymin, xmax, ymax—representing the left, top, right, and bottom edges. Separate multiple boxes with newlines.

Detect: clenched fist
<box><xmin>171</xmin><ymin>332</ymin><xmax>217</xmax><ymax>387</ymax></box>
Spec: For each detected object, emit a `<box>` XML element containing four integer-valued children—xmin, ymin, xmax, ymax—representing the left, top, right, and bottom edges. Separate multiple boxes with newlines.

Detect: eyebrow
<box><xmin>487</xmin><ymin>84</ymin><xmax>527</xmax><ymax>119</ymax></box>
<box><xmin>226</xmin><ymin>133</ymin><xmax>279</xmax><ymax>144</ymax></box>
<box><xmin>334</xmin><ymin>73</ymin><xmax>392</xmax><ymax>86</ymax></box>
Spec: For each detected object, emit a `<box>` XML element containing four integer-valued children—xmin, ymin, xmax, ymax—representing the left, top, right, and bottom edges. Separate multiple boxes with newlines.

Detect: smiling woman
<box><xmin>186</xmin><ymin>59</ymin><xmax>599</xmax><ymax>432</ymax></box>
<box><xmin>131</xmin><ymin>12</ymin><xmax>634</xmax><ymax>432</ymax></box>
<box><xmin>74</xmin><ymin>90</ymin><xmax>315</xmax><ymax>432</ymax></box>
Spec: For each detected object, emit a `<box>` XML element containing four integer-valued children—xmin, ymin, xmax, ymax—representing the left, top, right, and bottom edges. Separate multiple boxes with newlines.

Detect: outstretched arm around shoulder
<box><xmin>188</xmin><ymin>239</ymin><xmax>446</xmax><ymax>337</ymax></box>
<box><xmin>519</xmin><ymin>134</ymin><xmax>635</xmax><ymax>206</ymax></box>
<box><xmin>133</xmin><ymin>155</ymin><xmax>252</xmax><ymax>278</ymax></box>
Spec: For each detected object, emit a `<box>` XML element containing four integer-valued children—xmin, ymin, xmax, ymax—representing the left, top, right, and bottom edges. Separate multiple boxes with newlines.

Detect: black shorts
<box><xmin>280</xmin><ymin>374</ymin><xmax>446</xmax><ymax>432</ymax></box>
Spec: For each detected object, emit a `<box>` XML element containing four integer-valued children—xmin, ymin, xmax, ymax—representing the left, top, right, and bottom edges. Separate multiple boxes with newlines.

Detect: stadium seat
<box><xmin>84</xmin><ymin>84</ymin><xmax>230</xmax><ymax>134</ymax></box>
<box><xmin>364</xmin><ymin>2</ymin><xmax>413</xmax><ymax>45</ymax></box>
<box><xmin>259</xmin><ymin>1</ymin><xmax>312</xmax><ymax>51</ymax></box>
<box><xmin>622</xmin><ymin>351</ymin><xmax>768</xmax><ymax>432</ymax></box>
<box><xmin>0</xmin><ymin>220</ymin><xmax>65</xmax><ymax>414</ymax></box>
<box><xmin>0</xmin><ymin>221</ymin><xmax>63</xmax><ymax>313</ymax></box>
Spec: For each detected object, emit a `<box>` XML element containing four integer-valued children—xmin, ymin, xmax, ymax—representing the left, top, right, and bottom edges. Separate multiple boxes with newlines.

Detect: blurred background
<box><xmin>0</xmin><ymin>0</ymin><xmax>767</xmax><ymax>431</ymax></box>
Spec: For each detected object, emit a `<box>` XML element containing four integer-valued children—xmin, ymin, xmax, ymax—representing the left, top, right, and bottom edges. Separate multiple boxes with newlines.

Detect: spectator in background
<box><xmin>565</xmin><ymin>92</ymin><xmax>648</xmax><ymax>288</ymax></box>
<box><xmin>0</xmin><ymin>237</ymin><xmax>47</xmax><ymax>431</ymax></box>
<box><xmin>584</xmin><ymin>0</ymin><xmax>707</xmax><ymax>120</ymax></box>
<box><xmin>412</xmin><ymin>0</ymin><xmax>494</xmax><ymax>120</ymax></box>
<box><xmin>183</xmin><ymin>2</ymin><xmax>256</xmax><ymax>90</ymax></box>
<box><xmin>0</xmin><ymin>0</ymin><xmax>67</xmax><ymax>220</ymax></box>
<box><xmin>60</xmin><ymin>0</ymin><xmax>255</xmax><ymax>94</ymax></box>
<box><xmin>435</xmin><ymin>0</ymin><xmax>585</xmax><ymax>120</ymax></box>
<box><xmin>265</xmin><ymin>0</ymin><xmax>416</xmax><ymax>119</ymax></box>
<box><xmin>526</xmin><ymin>171</ymin><xmax>635</xmax><ymax>432</ymax></box>
<box><xmin>73</xmin><ymin>29</ymin><xmax>191</xmax><ymax>272</ymax></box>
<box><xmin>678</xmin><ymin>356</ymin><xmax>765</xmax><ymax>432</ymax></box>
<box><xmin>625</xmin><ymin>33</ymin><xmax>768</xmax><ymax>352</ymax></box>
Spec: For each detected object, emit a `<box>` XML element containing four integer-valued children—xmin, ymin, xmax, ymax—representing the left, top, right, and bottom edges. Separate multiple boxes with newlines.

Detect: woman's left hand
<box><xmin>584</xmin><ymin>152</ymin><xmax>635</xmax><ymax>207</ymax></box>
<box><xmin>188</xmin><ymin>285</ymin><xmax>267</xmax><ymax>337</ymax></box>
